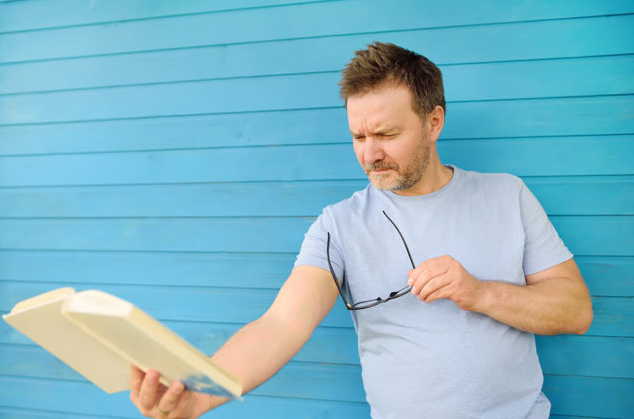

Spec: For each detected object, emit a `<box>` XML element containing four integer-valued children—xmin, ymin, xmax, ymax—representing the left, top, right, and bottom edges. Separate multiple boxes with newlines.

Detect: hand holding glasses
<box><xmin>326</xmin><ymin>211</ymin><xmax>415</xmax><ymax>310</ymax></box>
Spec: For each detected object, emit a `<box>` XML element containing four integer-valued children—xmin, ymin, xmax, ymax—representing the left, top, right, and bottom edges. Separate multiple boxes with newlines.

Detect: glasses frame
<box><xmin>326</xmin><ymin>210</ymin><xmax>416</xmax><ymax>310</ymax></box>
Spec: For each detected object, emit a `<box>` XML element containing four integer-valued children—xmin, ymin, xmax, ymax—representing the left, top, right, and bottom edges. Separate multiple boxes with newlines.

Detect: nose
<box><xmin>363</xmin><ymin>137</ymin><xmax>385</xmax><ymax>165</ymax></box>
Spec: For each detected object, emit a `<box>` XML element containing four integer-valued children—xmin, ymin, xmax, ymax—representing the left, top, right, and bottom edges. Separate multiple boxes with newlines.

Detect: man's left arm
<box><xmin>408</xmin><ymin>256</ymin><xmax>593</xmax><ymax>335</ymax></box>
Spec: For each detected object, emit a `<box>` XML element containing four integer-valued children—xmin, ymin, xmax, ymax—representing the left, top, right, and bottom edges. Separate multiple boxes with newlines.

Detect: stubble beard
<box><xmin>365</xmin><ymin>139</ymin><xmax>431</xmax><ymax>191</ymax></box>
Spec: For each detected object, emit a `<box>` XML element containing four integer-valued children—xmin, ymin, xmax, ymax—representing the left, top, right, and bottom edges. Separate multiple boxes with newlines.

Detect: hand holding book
<box><xmin>2</xmin><ymin>288</ymin><xmax>243</xmax><ymax>402</ymax></box>
<box><xmin>130</xmin><ymin>366</ymin><xmax>225</xmax><ymax>419</ymax></box>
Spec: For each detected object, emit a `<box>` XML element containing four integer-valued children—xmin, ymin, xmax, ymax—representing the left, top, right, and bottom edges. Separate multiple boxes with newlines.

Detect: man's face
<box><xmin>347</xmin><ymin>85</ymin><xmax>431</xmax><ymax>194</ymax></box>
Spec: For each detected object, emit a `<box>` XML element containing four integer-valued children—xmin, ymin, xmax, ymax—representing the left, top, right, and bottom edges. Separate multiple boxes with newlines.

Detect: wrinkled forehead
<box><xmin>346</xmin><ymin>85</ymin><xmax>419</xmax><ymax>133</ymax></box>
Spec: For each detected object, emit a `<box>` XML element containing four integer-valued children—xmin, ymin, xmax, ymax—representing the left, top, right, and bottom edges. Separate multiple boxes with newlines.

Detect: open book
<box><xmin>2</xmin><ymin>288</ymin><xmax>242</xmax><ymax>399</ymax></box>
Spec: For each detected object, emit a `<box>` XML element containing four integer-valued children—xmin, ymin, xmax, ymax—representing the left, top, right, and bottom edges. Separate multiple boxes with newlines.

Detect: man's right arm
<box><xmin>130</xmin><ymin>264</ymin><xmax>339</xmax><ymax>418</ymax></box>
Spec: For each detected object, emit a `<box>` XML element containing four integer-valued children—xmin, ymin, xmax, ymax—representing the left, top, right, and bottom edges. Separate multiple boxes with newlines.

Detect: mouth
<box><xmin>365</xmin><ymin>163</ymin><xmax>398</xmax><ymax>176</ymax></box>
<box><xmin>370</xmin><ymin>169</ymin><xmax>392</xmax><ymax>175</ymax></box>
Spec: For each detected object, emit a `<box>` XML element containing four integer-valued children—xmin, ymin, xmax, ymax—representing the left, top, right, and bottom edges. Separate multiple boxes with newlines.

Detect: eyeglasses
<box><xmin>326</xmin><ymin>210</ymin><xmax>416</xmax><ymax>310</ymax></box>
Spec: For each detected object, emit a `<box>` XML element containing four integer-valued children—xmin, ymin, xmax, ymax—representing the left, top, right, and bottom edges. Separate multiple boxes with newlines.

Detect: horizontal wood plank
<box><xmin>0</xmin><ymin>215</ymin><xmax>631</xmax><ymax>255</ymax></box>
<box><xmin>4</xmin><ymin>341</ymin><xmax>634</xmax><ymax>411</ymax></box>
<box><xmin>0</xmin><ymin>319</ymin><xmax>360</xmax><ymax>365</ymax></box>
<box><xmin>2</xmin><ymin>0</ymin><xmax>632</xmax><ymax>63</ymax></box>
<box><xmin>1</xmin><ymin>96</ymin><xmax>632</xmax><ymax>153</ymax></box>
<box><xmin>0</xmin><ymin>345</ymin><xmax>366</xmax><ymax>403</ymax></box>
<box><xmin>0</xmin><ymin>137</ymin><xmax>633</xmax><ymax>187</ymax></box>
<box><xmin>0</xmin><ymin>0</ymin><xmax>322</xmax><ymax>34</ymax></box>
<box><xmin>3</xmin><ymin>323</ymin><xmax>632</xmax><ymax>378</ymax></box>
<box><xmin>0</xmin><ymin>251</ymin><xmax>631</xmax><ymax>296</ymax></box>
<box><xmin>525</xmin><ymin>177</ymin><xmax>634</xmax><ymax>216</ymax></box>
<box><xmin>544</xmin><ymin>375</ymin><xmax>634</xmax><ymax>419</ymax></box>
<box><xmin>2</xmin><ymin>56</ymin><xmax>633</xmax><ymax>125</ymax></box>
<box><xmin>1</xmin><ymin>282</ymin><xmax>631</xmax><ymax>335</ymax></box>
<box><xmin>551</xmin><ymin>216</ymin><xmax>634</xmax><ymax>256</ymax></box>
<box><xmin>0</xmin><ymin>376</ymin><xmax>371</xmax><ymax>418</ymax></box>
<box><xmin>0</xmin><ymin>405</ymin><xmax>133</xmax><ymax>419</ymax></box>
<box><xmin>0</xmin><ymin>177</ymin><xmax>632</xmax><ymax>217</ymax></box>
<box><xmin>1</xmin><ymin>359</ymin><xmax>633</xmax><ymax>417</ymax></box>
<box><xmin>0</xmin><ymin>250</ymin><xmax>296</xmax><ymax>288</ymax></box>
<box><xmin>0</xmin><ymin>282</ymin><xmax>354</xmax><ymax>328</ymax></box>
<box><xmin>2</xmin><ymin>18</ymin><xmax>633</xmax><ymax>95</ymax></box>
<box><xmin>537</xmin><ymin>335</ymin><xmax>634</xmax><ymax>379</ymax></box>
<box><xmin>575</xmin><ymin>256</ymin><xmax>634</xmax><ymax>297</ymax></box>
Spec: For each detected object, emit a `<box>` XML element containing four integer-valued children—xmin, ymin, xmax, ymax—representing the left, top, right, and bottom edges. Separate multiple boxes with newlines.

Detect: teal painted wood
<box><xmin>0</xmin><ymin>406</ymin><xmax>133</xmax><ymax>419</ymax></box>
<box><xmin>0</xmin><ymin>215</ymin><xmax>631</xmax><ymax>256</ymax></box>
<box><xmin>3</xmin><ymin>331</ymin><xmax>632</xmax><ymax>379</ymax></box>
<box><xmin>0</xmin><ymin>281</ymin><xmax>353</xmax><ymax>328</ymax></box>
<box><xmin>3</xmin><ymin>0</ymin><xmax>632</xmax><ymax>36</ymax></box>
<box><xmin>0</xmin><ymin>394</ymin><xmax>371</xmax><ymax>419</ymax></box>
<box><xmin>2</xmin><ymin>55</ymin><xmax>633</xmax><ymax>125</ymax></box>
<box><xmin>0</xmin><ymin>0</ymin><xmax>324</xmax><ymax>34</ymax></box>
<box><xmin>0</xmin><ymin>377</ymin><xmax>371</xmax><ymax>418</ymax></box>
<box><xmin>0</xmin><ymin>216</ymin><xmax>631</xmax><ymax>255</ymax></box>
<box><xmin>525</xmin><ymin>177</ymin><xmax>634</xmax><ymax>216</ymax></box>
<box><xmin>576</xmin><ymin>257</ymin><xmax>634</xmax><ymax>296</ymax></box>
<box><xmin>0</xmin><ymin>321</ymin><xmax>361</xmax><ymax>366</ymax></box>
<box><xmin>1</xmin><ymin>373</ymin><xmax>633</xmax><ymax>419</ymax></box>
<box><xmin>543</xmin><ymin>375</ymin><xmax>634</xmax><ymax>419</ymax></box>
<box><xmin>3</xmin><ymin>17</ymin><xmax>633</xmax><ymax>95</ymax></box>
<box><xmin>537</xmin><ymin>335</ymin><xmax>634</xmax><ymax>379</ymax></box>
<box><xmin>1</xmin><ymin>137</ymin><xmax>633</xmax><ymax>187</ymax></box>
<box><xmin>4</xmin><ymin>53</ymin><xmax>633</xmax><ymax>105</ymax></box>
<box><xmin>2</xmin><ymin>0</ymin><xmax>632</xmax><ymax>64</ymax></box>
<box><xmin>0</xmin><ymin>250</ymin><xmax>298</xmax><ymax>288</ymax></box>
<box><xmin>2</xmin><ymin>96</ymin><xmax>633</xmax><ymax>154</ymax></box>
<box><xmin>0</xmin><ymin>346</ymin><xmax>366</xmax><ymax>403</ymax></box>
<box><xmin>0</xmin><ymin>282</ymin><xmax>631</xmax><ymax>336</ymax></box>
<box><xmin>1</xmin><ymin>252</ymin><xmax>632</xmax><ymax>297</ymax></box>
<box><xmin>0</xmin><ymin>177</ymin><xmax>632</xmax><ymax>217</ymax></box>
<box><xmin>1</xmin><ymin>1</ymin><xmax>633</xmax><ymax>418</ymax></box>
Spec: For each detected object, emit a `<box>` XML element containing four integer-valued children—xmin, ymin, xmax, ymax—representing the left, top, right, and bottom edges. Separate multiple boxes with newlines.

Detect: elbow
<box><xmin>571</xmin><ymin>300</ymin><xmax>594</xmax><ymax>335</ymax></box>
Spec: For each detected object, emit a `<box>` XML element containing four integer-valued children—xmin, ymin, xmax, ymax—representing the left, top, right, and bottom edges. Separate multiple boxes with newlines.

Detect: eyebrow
<box><xmin>350</xmin><ymin>127</ymin><xmax>398</xmax><ymax>137</ymax></box>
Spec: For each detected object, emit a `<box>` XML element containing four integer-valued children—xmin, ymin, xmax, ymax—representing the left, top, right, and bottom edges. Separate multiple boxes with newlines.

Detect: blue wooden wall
<box><xmin>1</xmin><ymin>1</ymin><xmax>633</xmax><ymax>418</ymax></box>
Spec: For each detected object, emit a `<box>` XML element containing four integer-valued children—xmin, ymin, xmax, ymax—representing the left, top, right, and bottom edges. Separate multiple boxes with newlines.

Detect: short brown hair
<box><xmin>339</xmin><ymin>42</ymin><xmax>446</xmax><ymax>118</ymax></box>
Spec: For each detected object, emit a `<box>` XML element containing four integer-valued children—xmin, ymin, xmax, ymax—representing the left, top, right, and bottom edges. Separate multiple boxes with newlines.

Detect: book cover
<box><xmin>3</xmin><ymin>288</ymin><xmax>242</xmax><ymax>400</ymax></box>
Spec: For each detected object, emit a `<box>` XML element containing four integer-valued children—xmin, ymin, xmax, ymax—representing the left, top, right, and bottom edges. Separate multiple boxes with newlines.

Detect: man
<box><xmin>130</xmin><ymin>42</ymin><xmax>593</xmax><ymax>419</ymax></box>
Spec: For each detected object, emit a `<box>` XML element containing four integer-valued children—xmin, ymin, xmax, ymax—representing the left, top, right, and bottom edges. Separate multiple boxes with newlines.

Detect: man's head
<box><xmin>339</xmin><ymin>42</ymin><xmax>446</xmax><ymax>120</ymax></box>
<box><xmin>340</xmin><ymin>42</ymin><xmax>446</xmax><ymax>195</ymax></box>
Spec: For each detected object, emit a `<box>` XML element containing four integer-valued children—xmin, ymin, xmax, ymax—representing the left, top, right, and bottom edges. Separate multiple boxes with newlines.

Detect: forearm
<box><xmin>195</xmin><ymin>266</ymin><xmax>337</xmax><ymax>413</ymax></box>
<box><xmin>474</xmin><ymin>276</ymin><xmax>593</xmax><ymax>335</ymax></box>
<box><xmin>213</xmin><ymin>315</ymin><xmax>309</xmax><ymax>393</ymax></box>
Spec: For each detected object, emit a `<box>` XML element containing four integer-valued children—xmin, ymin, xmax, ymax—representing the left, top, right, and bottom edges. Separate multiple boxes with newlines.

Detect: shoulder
<box><xmin>456</xmin><ymin>167</ymin><xmax>525</xmax><ymax>196</ymax></box>
<box><xmin>321</xmin><ymin>184</ymin><xmax>375</xmax><ymax>219</ymax></box>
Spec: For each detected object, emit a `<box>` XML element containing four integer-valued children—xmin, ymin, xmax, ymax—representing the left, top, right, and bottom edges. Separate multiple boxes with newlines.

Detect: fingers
<box><xmin>130</xmin><ymin>368</ymin><xmax>169</xmax><ymax>418</ymax></box>
<box><xmin>130</xmin><ymin>367</ymin><xmax>192</xmax><ymax>419</ymax></box>
<box><xmin>408</xmin><ymin>255</ymin><xmax>483</xmax><ymax>311</ymax></box>
<box><xmin>139</xmin><ymin>370</ymin><xmax>162</xmax><ymax>413</ymax></box>
<box><xmin>408</xmin><ymin>256</ymin><xmax>452</xmax><ymax>300</ymax></box>
<box><xmin>157</xmin><ymin>381</ymin><xmax>185</xmax><ymax>416</ymax></box>
<box><xmin>130</xmin><ymin>364</ymin><xmax>144</xmax><ymax>401</ymax></box>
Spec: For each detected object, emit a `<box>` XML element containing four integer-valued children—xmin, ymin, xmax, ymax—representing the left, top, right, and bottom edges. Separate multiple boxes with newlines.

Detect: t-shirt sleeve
<box><xmin>294</xmin><ymin>210</ymin><xmax>345</xmax><ymax>279</ymax></box>
<box><xmin>519</xmin><ymin>180</ymin><xmax>573</xmax><ymax>275</ymax></box>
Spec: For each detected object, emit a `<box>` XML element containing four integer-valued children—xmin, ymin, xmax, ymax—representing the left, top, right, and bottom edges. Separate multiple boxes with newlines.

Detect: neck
<box><xmin>393</xmin><ymin>154</ymin><xmax>453</xmax><ymax>196</ymax></box>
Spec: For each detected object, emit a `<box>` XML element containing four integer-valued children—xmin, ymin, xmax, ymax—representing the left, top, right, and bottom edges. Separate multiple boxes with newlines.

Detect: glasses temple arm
<box><xmin>382</xmin><ymin>210</ymin><xmax>416</xmax><ymax>269</ymax></box>
<box><xmin>327</xmin><ymin>232</ymin><xmax>351</xmax><ymax>308</ymax></box>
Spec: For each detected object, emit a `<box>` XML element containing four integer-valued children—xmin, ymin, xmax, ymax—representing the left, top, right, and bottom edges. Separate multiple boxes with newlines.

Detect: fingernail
<box><xmin>407</xmin><ymin>277</ymin><xmax>413</xmax><ymax>286</ymax></box>
<box><xmin>411</xmin><ymin>286</ymin><xmax>417</xmax><ymax>294</ymax></box>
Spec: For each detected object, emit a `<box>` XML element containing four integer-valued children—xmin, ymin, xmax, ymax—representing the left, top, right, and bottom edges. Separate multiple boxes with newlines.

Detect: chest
<box><xmin>337</xmin><ymin>200</ymin><xmax>527</xmax><ymax>306</ymax></box>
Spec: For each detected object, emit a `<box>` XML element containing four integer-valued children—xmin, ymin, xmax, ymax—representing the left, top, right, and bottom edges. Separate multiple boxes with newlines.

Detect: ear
<box><xmin>427</xmin><ymin>105</ymin><xmax>445</xmax><ymax>143</ymax></box>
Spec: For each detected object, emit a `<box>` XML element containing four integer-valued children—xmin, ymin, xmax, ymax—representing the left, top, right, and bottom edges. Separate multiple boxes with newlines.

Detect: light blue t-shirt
<box><xmin>295</xmin><ymin>166</ymin><xmax>572</xmax><ymax>419</ymax></box>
